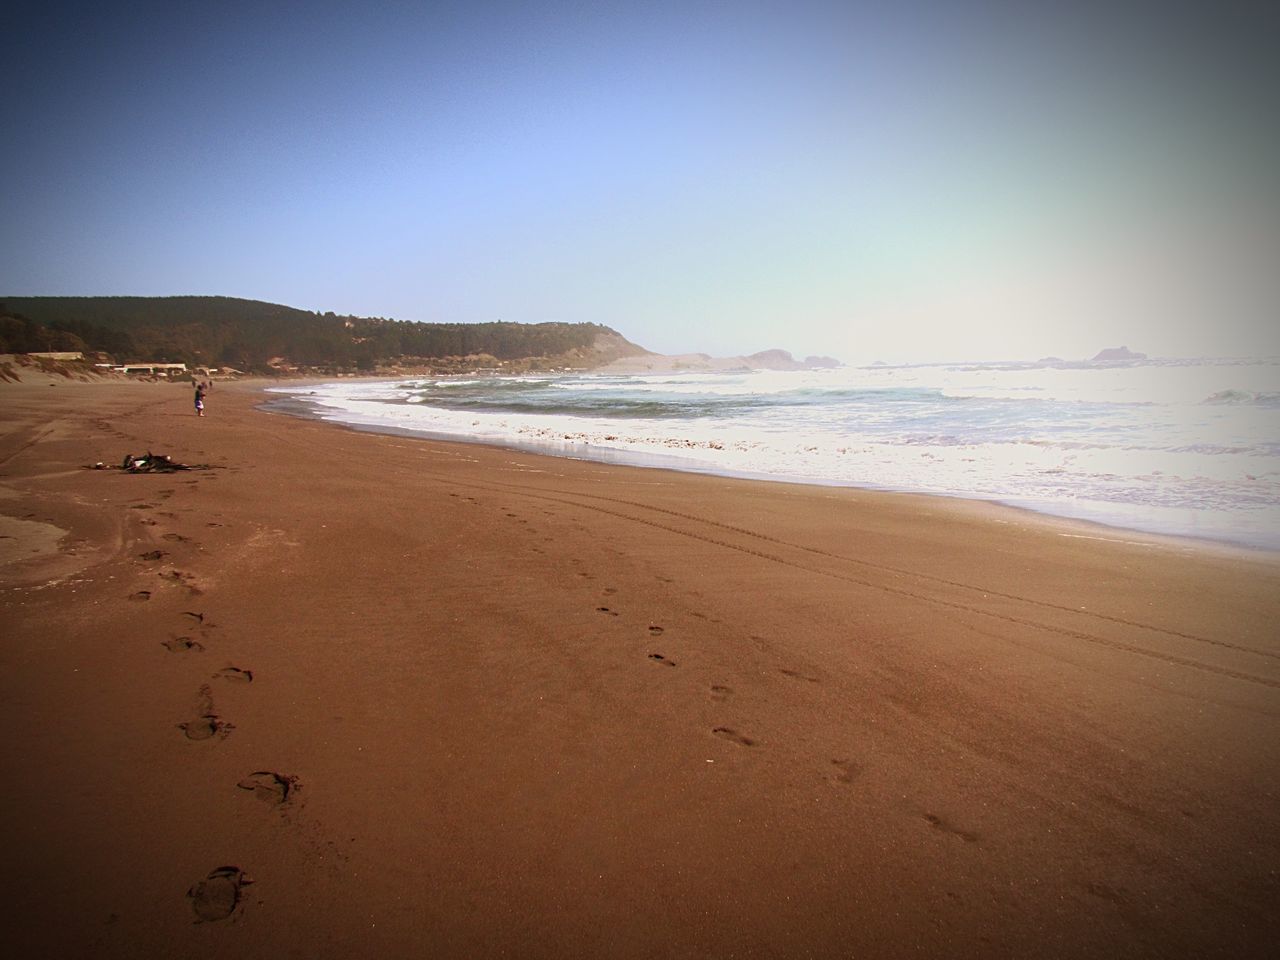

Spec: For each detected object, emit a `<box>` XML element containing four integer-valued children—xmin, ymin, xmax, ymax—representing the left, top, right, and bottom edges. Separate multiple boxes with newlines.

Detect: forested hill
<box><xmin>0</xmin><ymin>296</ymin><xmax>646</xmax><ymax>372</ymax></box>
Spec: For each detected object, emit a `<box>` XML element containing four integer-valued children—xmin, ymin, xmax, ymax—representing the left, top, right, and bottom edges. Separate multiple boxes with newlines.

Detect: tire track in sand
<box><xmin>417</xmin><ymin>472</ymin><xmax>1280</xmax><ymax>690</ymax></box>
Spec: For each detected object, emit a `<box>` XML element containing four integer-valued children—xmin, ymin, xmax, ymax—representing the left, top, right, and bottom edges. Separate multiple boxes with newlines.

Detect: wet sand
<box><xmin>1</xmin><ymin>378</ymin><xmax>1277</xmax><ymax>958</ymax></box>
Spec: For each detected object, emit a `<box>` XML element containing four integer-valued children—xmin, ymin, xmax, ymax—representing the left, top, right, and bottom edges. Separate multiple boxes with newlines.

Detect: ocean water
<box><xmin>266</xmin><ymin>358</ymin><xmax>1280</xmax><ymax>551</ymax></box>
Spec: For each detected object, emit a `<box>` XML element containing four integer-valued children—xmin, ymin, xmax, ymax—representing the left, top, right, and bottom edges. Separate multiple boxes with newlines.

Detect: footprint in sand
<box><xmin>128</xmin><ymin>590</ymin><xmax>151</xmax><ymax>602</ymax></box>
<box><xmin>596</xmin><ymin>606</ymin><xmax>619</xmax><ymax>616</ymax></box>
<box><xmin>162</xmin><ymin>636</ymin><xmax>204</xmax><ymax>653</ymax></box>
<box><xmin>138</xmin><ymin>550</ymin><xmax>168</xmax><ymax>562</ymax></box>
<box><xmin>178</xmin><ymin>685</ymin><xmax>232</xmax><ymax>740</ymax></box>
<box><xmin>779</xmin><ymin>668</ymin><xmax>820</xmax><ymax>684</ymax></box>
<box><xmin>829</xmin><ymin>759</ymin><xmax>861</xmax><ymax>784</ymax></box>
<box><xmin>648</xmin><ymin>625</ymin><xmax>664</xmax><ymax>635</ymax></box>
<box><xmin>1085</xmin><ymin>881</ymin><xmax>1127</xmax><ymax>904</ymax></box>
<box><xmin>712</xmin><ymin>727</ymin><xmax>756</xmax><ymax>747</ymax></box>
<box><xmin>648</xmin><ymin>653</ymin><xmax>677</xmax><ymax>667</ymax></box>
<box><xmin>182</xmin><ymin>612</ymin><xmax>216</xmax><ymax>639</ymax></box>
<box><xmin>162</xmin><ymin>533</ymin><xmax>192</xmax><ymax>543</ymax></box>
<box><xmin>922</xmin><ymin>813</ymin><xmax>979</xmax><ymax>844</ymax></box>
<box><xmin>179</xmin><ymin>715</ymin><xmax>231</xmax><ymax>740</ymax></box>
<box><xmin>214</xmin><ymin>666</ymin><xmax>253</xmax><ymax>683</ymax></box>
<box><xmin>237</xmin><ymin>771</ymin><xmax>298</xmax><ymax>806</ymax></box>
<box><xmin>709</xmin><ymin>684</ymin><xmax>733</xmax><ymax>701</ymax></box>
<box><xmin>187</xmin><ymin>867</ymin><xmax>252</xmax><ymax>922</ymax></box>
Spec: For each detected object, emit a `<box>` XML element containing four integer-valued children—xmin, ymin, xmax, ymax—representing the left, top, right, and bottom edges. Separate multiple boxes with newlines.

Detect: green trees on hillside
<box><xmin>1</xmin><ymin>313</ymin><xmax>82</xmax><ymax>353</ymax></box>
<box><xmin>0</xmin><ymin>296</ymin><xmax>630</xmax><ymax>371</ymax></box>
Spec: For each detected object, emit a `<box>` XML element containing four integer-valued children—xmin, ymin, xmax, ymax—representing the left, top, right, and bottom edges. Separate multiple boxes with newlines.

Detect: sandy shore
<box><xmin>1</xmin><ymin>377</ymin><xmax>1277</xmax><ymax>958</ymax></box>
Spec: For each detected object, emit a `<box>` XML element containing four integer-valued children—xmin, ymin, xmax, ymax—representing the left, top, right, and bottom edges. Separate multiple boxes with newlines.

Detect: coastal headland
<box><xmin>1</xmin><ymin>378</ymin><xmax>1277</xmax><ymax>958</ymax></box>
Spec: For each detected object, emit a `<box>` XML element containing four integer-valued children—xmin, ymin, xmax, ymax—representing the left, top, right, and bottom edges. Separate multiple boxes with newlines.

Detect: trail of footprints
<box><xmin>135</xmin><ymin>531</ymin><xmax>298</xmax><ymax>923</ymax></box>
<box><xmin>592</xmin><ymin>583</ymin><xmax>759</xmax><ymax>742</ymax></box>
<box><xmin>585</xmin><ymin>581</ymin><xmax>977</xmax><ymax>849</ymax></box>
<box><xmin>153</xmin><ymin>489</ymin><xmax>975</xmax><ymax>920</ymax></box>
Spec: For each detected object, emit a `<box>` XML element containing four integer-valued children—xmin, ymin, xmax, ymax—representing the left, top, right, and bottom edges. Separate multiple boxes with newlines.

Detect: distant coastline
<box><xmin>2</xmin><ymin>294</ymin><xmax>842</xmax><ymax>378</ymax></box>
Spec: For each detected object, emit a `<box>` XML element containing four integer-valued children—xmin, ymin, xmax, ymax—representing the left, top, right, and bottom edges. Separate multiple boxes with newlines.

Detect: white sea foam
<box><xmin>267</xmin><ymin>358</ymin><xmax>1280</xmax><ymax>550</ymax></box>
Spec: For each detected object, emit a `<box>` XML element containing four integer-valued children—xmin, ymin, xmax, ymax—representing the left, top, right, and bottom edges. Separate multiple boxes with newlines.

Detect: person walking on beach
<box><xmin>194</xmin><ymin>382</ymin><xmax>206</xmax><ymax>417</ymax></box>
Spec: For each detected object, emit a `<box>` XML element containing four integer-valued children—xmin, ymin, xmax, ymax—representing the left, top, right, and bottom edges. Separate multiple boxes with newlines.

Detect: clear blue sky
<box><xmin>3</xmin><ymin>0</ymin><xmax>1277</xmax><ymax>362</ymax></box>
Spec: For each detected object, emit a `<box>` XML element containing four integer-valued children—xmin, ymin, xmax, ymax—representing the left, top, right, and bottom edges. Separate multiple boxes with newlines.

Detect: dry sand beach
<box><xmin>1</xmin><ymin>377</ymin><xmax>1278</xmax><ymax>958</ymax></box>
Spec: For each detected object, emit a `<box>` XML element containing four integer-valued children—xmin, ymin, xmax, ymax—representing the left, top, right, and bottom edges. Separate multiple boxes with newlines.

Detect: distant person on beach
<box><xmin>194</xmin><ymin>383</ymin><xmax>206</xmax><ymax>417</ymax></box>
